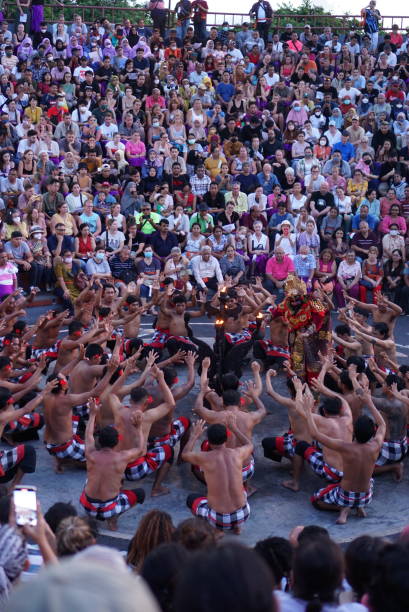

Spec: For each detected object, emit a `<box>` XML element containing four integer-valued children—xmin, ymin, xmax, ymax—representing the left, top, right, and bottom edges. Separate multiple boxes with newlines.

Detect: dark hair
<box><xmin>130</xmin><ymin>387</ymin><xmax>148</xmax><ymax>404</ymax></box>
<box><xmin>297</xmin><ymin>525</ymin><xmax>330</xmax><ymax>546</ymax></box>
<box><xmin>373</xmin><ymin>321</ymin><xmax>389</xmax><ymax>338</ymax></box>
<box><xmin>0</xmin><ymin>386</ymin><xmax>12</xmax><ymax>409</ymax></box>
<box><xmin>339</xmin><ymin>370</ymin><xmax>353</xmax><ymax>391</ymax></box>
<box><xmin>222</xmin><ymin>389</ymin><xmax>241</xmax><ymax>407</ymax></box>
<box><xmin>221</xmin><ymin>373</ymin><xmax>239</xmax><ymax>391</ymax></box>
<box><xmin>84</xmin><ymin>343</ymin><xmax>104</xmax><ymax>359</ymax></box>
<box><xmin>44</xmin><ymin>501</ymin><xmax>77</xmax><ymax>534</ymax></box>
<box><xmin>385</xmin><ymin>373</ymin><xmax>405</xmax><ymax>391</ymax></box>
<box><xmin>174</xmin><ymin>543</ymin><xmax>276</xmax><ymax>612</ymax></box>
<box><xmin>368</xmin><ymin>543</ymin><xmax>409</xmax><ymax>612</ymax></box>
<box><xmin>207</xmin><ymin>423</ymin><xmax>227</xmax><ymax>446</ymax></box>
<box><xmin>345</xmin><ymin>535</ymin><xmax>385</xmax><ymax>600</ymax></box>
<box><xmin>172</xmin><ymin>518</ymin><xmax>219</xmax><ymax>551</ymax></box>
<box><xmin>254</xmin><ymin>537</ymin><xmax>292</xmax><ymax>587</ymax></box>
<box><xmin>321</xmin><ymin>397</ymin><xmax>342</xmax><ymax>416</ymax></box>
<box><xmin>354</xmin><ymin>414</ymin><xmax>376</xmax><ymax>444</ymax></box>
<box><xmin>335</xmin><ymin>324</ymin><xmax>351</xmax><ymax>336</ymax></box>
<box><xmin>99</xmin><ymin>425</ymin><xmax>118</xmax><ymax>448</ymax></box>
<box><xmin>292</xmin><ymin>539</ymin><xmax>343</xmax><ymax>611</ymax></box>
<box><xmin>163</xmin><ymin>366</ymin><xmax>177</xmax><ymax>387</ymax></box>
<box><xmin>346</xmin><ymin>355</ymin><xmax>366</xmax><ymax>374</ymax></box>
<box><xmin>141</xmin><ymin>543</ymin><xmax>188</xmax><ymax>612</ymax></box>
<box><xmin>68</xmin><ymin>320</ymin><xmax>83</xmax><ymax>335</ymax></box>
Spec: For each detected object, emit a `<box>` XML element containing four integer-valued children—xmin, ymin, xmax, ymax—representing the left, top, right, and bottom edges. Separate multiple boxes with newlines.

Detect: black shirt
<box><xmin>310</xmin><ymin>190</ymin><xmax>335</xmax><ymax>212</ymax></box>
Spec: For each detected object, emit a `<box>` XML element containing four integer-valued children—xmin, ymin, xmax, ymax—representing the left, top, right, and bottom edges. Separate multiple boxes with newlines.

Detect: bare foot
<box><xmin>356</xmin><ymin>507</ymin><xmax>367</xmax><ymax>518</ymax></box>
<box><xmin>336</xmin><ymin>508</ymin><xmax>350</xmax><ymax>524</ymax></box>
<box><xmin>282</xmin><ymin>479</ymin><xmax>299</xmax><ymax>492</ymax></box>
<box><xmin>245</xmin><ymin>483</ymin><xmax>257</xmax><ymax>498</ymax></box>
<box><xmin>151</xmin><ymin>486</ymin><xmax>170</xmax><ymax>497</ymax></box>
<box><xmin>107</xmin><ymin>517</ymin><xmax>118</xmax><ymax>531</ymax></box>
<box><xmin>393</xmin><ymin>462</ymin><xmax>404</xmax><ymax>482</ymax></box>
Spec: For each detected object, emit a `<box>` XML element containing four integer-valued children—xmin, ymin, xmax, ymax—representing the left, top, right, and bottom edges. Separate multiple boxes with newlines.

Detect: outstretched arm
<box><xmin>265</xmin><ymin>369</ymin><xmax>293</xmax><ymax>409</ymax></box>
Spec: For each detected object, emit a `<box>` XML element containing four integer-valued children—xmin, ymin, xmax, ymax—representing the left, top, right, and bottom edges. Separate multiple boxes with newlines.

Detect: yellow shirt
<box><xmin>204</xmin><ymin>155</ymin><xmax>227</xmax><ymax>179</ymax></box>
<box><xmin>24</xmin><ymin>106</ymin><xmax>42</xmax><ymax>124</ymax></box>
<box><xmin>5</xmin><ymin>221</ymin><xmax>28</xmax><ymax>240</ymax></box>
<box><xmin>52</xmin><ymin>213</ymin><xmax>75</xmax><ymax>236</ymax></box>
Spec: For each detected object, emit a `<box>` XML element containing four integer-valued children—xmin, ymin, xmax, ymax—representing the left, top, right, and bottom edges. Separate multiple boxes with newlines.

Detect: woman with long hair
<box><xmin>127</xmin><ymin>510</ymin><xmax>174</xmax><ymax>572</ymax></box>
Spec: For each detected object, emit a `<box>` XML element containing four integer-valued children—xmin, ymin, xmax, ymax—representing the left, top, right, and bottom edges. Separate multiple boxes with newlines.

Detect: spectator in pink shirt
<box><xmin>125</xmin><ymin>132</ymin><xmax>146</xmax><ymax>167</ymax></box>
<box><xmin>378</xmin><ymin>204</ymin><xmax>407</xmax><ymax>235</ymax></box>
<box><xmin>145</xmin><ymin>88</ymin><xmax>166</xmax><ymax>110</ymax></box>
<box><xmin>264</xmin><ymin>246</ymin><xmax>295</xmax><ymax>295</ymax></box>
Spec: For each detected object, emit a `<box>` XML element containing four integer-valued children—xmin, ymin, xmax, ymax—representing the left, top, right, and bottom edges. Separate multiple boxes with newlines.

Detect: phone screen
<box><xmin>13</xmin><ymin>487</ymin><xmax>37</xmax><ymax>526</ymax></box>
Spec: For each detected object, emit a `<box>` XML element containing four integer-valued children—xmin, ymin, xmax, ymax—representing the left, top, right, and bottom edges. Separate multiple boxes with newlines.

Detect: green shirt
<box><xmin>134</xmin><ymin>211</ymin><xmax>161</xmax><ymax>235</ymax></box>
<box><xmin>189</xmin><ymin>213</ymin><xmax>214</xmax><ymax>233</ymax></box>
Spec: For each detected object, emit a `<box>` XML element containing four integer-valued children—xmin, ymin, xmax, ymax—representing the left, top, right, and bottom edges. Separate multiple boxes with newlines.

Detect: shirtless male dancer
<box><xmin>80</xmin><ymin>400</ymin><xmax>146</xmax><ymax>530</ymax></box>
<box><xmin>43</xmin><ymin>361</ymin><xmax>118</xmax><ymax>472</ymax></box>
<box><xmin>30</xmin><ymin>309</ymin><xmax>70</xmax><ymax>360</ymax></box>
<box><xmin>293</xmin><ymin>376</ymin><xmax>353</xmax><ymax>493</ymax></box>
<box><xmin>0</xmin><ymin>379</ymin><xmax>58</xmax><ymax>488</ymax></box>
<box><xmin>262</xmin><ymin>369</ymin><xmax>312</xmax><ymax>491</ymax></box>
<box><xmin>193</xmin><ymin>380</ymin><xmax>266</xmax><ymax>496</ymax></box>
<box><xmin>113</xmin><ymin>366</ymin><xmax>176</xmax><ymax>497</ymax></box>
<box><xmin>183</xmin><ymin>415</ymin><xmax>254</xmax><ymax>534</ymax></box>
<box><xmin>54</xmin><ymin>319</ymin><xmax>105</xmax><ymax>373</ymax></box>
<box><xmin>346</xmin><ymin>293</ymin><xmax>402</xmax><ymax>337</ymax></box>
<box><xmin>298</xmin><ymin>383</ymin><xmax>385</xmax><ymax>524</ymax></box>
<box><xmin>371</xmin><ymin>374</ymin><xmax>409</xmax><ymax>481</ymax></box>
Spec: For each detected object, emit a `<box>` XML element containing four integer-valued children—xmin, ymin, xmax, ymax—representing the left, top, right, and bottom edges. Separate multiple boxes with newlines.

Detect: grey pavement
<box><xmin>6</xmin><ymin>306</ymin><xmax>409</xmax><ymax>549</ymax></box>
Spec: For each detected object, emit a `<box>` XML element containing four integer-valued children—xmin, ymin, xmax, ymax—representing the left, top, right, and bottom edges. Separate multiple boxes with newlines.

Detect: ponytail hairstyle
<box><xmin>292</xmin><ymin>538</ymin><xmax>343</xmax><ymax>612</ymax></box>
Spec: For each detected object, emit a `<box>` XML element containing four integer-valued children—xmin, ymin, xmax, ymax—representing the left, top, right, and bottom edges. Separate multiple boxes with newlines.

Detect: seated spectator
<box><xmin>0</xmin><ymin>249</ymin><xmax>17</xmax><ymax>298</ymax></box>
<box><xmin>99</xmin><ymin>219</ymin><xmax>125</xmax><ymax>259</ymax></box>
<box><xmin>335</xmin><ymin>249</ymin><xmax>362</xmax><ymax>306</ymax></box>
<box><xmin>264</xmin><ymin>247</ymin><xmax>295</xmax><ymax>295</ymax></box>
<box><xmin>313</xmin><ymin>248</ymin><xmax>337</xmax><ymax>298</ymax></box>
<box><xmin>85</xmin><ymin>246</ymin><xmax>112</xmax><ymax>280</ymax></box>
<box><xmin>150</xmin><ymin>218</ymin><xmax>179</xmax><ymax>263</ymax></box>
<box><xmin>357</xmin><ymin>189</ymin><xmax>380</xmax><ymax>221</ymax></box>
<box><xmin>351</xmin><ymin>204</ymin><xmax>378</xmax><ymax>232</ymax></box>
<box><xmin>320</xmin><ymin>206</ymin><xmax>342</xmax><ymax>244</ymax></box>
<box><xmin>351</xmin><ymin>221</ymin><xmax>379</xmax><ymax>260</ymax></box>
<box><xmin>109</xmin><ymin>245</ymin><xmax>137</xmax><ymax>294</ymax></box>
<box><xmin>4</xmin><ymin>209</ymin><xmax>28</xmax><ymax>241</ymax></box>
<box><xmin>378</xmin><ymin>203</ymin><xmax>407</xmax><ymax>235</ymax></box>
<box><xmin>294</xmin><ymin>245</ymin><xmax>316</xmax><ymax>291</ymax></box>
<box><xmin>190</xmin><ymin>245</ymin><xmax>223</xmax><ymax>292</ymax></box>
<box><xmin>383</xmin><ymin>249</ymin><xmax>404</xmax><ymax>301</ymax></box>
<box><xmin>163</xmin><ymin>247</ymin><xmax>190</xmax><ymax>288</ymax></box>
<box><xmin>219</xmin><ymin>245</ymin><xmax>245</xmax><ymax>285</ymax></box>
<box><xmin>54</xmin><ymin>248</ymin><xmax>83</xmax><ymax>311</ymax></box>
<box><xmin>382</xmin><ymin>222</ymin><xmax>405</xmax><ymax>262</ymax></box>
<box><xmin>50</xmin><ymin>202</ymin><xmax>78</xmax><ymax>238</ymax></box>
<box><xmin>26</xmin><ymin>225</ymin><xmax>52</xmax><ymax>291</ymax></box>
<box><xmin>136</xmin><ymin>244</ymin><xmax>161</xmax><ymax>309</ymax></box>
<box><xmin>248</xmin><ymin>220</ymin><xmax>269</xmax><ymax>276</ymax></box>
<box><xmin>273</xmin><ymin>220</ymin><xmax>296</xmax><ymax>257</ymax></box>
<box><xmin>207</xmin><ymin>225</ymin><xmax>230</xmax><ymax>260</ymax></box>
<box><xmin>359</xmin><ymin>245</ymin><xmax>383</xmax><ymax>303</ymax></box>
<box><xmin>78</xmin><ymin>200</ymin><xmax>102</xmax><ymax>238</ymax></box>
<box><xmin>297</xmin><ymin>219</ymin><xmax>320</xmax><ymax>257</ymax></box>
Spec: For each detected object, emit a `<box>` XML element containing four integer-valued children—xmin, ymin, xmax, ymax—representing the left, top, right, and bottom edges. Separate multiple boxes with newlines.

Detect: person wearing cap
<box><xmin>300</xmin><ymin>24</ymin><xmax>312</xmax><ymax>45</ymax></box>
<box><xmin>273</xmin><ymin>219</ymin><xmax>296</xmax><ymax>257</ymax></box>
<box><xmin>189</xmin><ymin>203</ymin><xmax>214</xmax><ymax>235</ymax></box>
<box><xmin>27</xmin><ymin>225</ymin><xmax>52</xmax><ymax>291</ymax></box>
<box><xmin>280</xmin><ymin>23</ymin><xmax>293</xmax><ymax>43</ymax></box>
<box><xmin>236</xmin><ymin>22</ymin><xmax>251</xmax><ymax>50</ymax></box>
<box><xmin>249</xmin><ymin>0</ymin><xmax>273</xmax><ymax>45</ymax></box>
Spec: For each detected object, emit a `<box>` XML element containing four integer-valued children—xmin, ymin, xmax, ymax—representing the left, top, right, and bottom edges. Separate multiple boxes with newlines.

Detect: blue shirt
<box><xmin>294</xmin><ymin>253</ymin><xmax>316</xmax><ymax>278</ymax></box>
<box><xmin>216</xmin><ymin>82</ymin><xmax>235</xmax><ymax>103</ymax></box>
<box><xmin>351</xmin><ymin>213</ymin><xmax>378</xmax><ymax>231</ymax></box>
<box><xmin>332</xmin><ymin>141</ymin><xmax>355</xmax><ymax>162</ymax></box>
<box><xmin>256</xmin><ymin>171</ymin><xmax>279</xmax><ymax>194</ymax></box>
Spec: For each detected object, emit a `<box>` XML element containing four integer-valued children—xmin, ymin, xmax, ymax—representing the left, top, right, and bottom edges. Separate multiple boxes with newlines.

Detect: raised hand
<box><xmin>184</xmin><ymin>351</ymin><xmax>197</xmax><ymax>367</ymax></box>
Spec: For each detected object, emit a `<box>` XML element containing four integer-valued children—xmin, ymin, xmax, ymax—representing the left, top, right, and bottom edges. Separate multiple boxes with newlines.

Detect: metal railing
<box><xmin>4</xmin><ymin>2</ymin><xmax>409</xmax><ymax>32</ymax></box>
